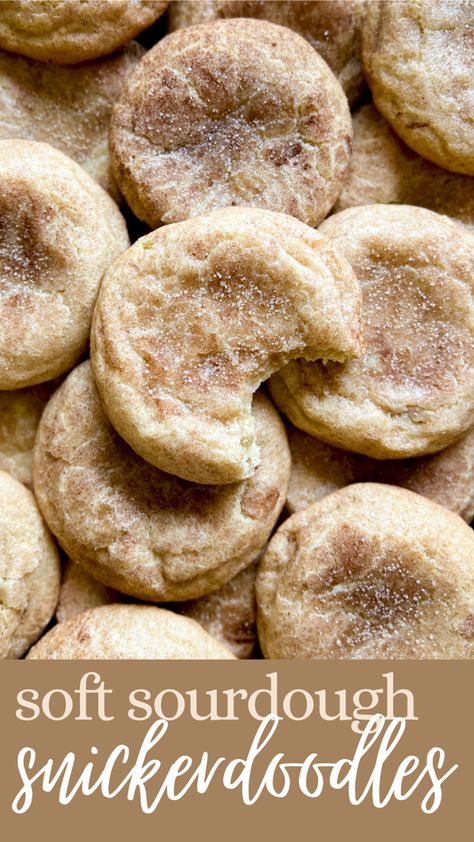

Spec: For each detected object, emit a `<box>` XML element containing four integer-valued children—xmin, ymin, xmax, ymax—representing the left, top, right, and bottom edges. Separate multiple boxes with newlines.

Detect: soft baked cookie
<box><xmin>34</xmin><ymin>361</ymin><xmax>290</xmax><ymax>601</ymax></box>
<box><xmin>168</xmin><ymin>1</ymin><xmax>365</xmax><ymax>106</ymax></box>
<box><xmin>257</xmin><ymin>483</ymin><xmax>474</xmax><ymax>659</ymax></box>
<box><xmin>178</xmin><ymin>561</ymin><xmax>258</xmax><ymax>658</ymax></box>
<box><xmin>91</xmin><ymin>207</ymin><xmax>361</xmax><ymax>484</ymax></box>
<box><xmin>0</xmin><ymin>1</ymin><xmax>168</xmax><ymax>64</ymax></box>
<box><xmin>271</xmin><ymin>205</ymin><xmax>474</xmax><ymax>459</ymax></box>
<box><xmin>286</xmin><ymin>424</ymin><xmax>474</xmax><ymax>523</ymax></box>
<box><xmin>0</xmin><ymin>42</ymin><xmax>144</xmax><ymax>200</ymax></box>
<box><xmin>110</xmin><ymin>18</ymin><xmax>352</xmax><ymax>227</ymax></box>
<box><xmin>0</xmin><ymin>380</ymin><xmax>57</xmax><ymax>488</ymax></box>
<box><xmin>0</xmin><ymin>140</ymin><xmax>129</xmax><ymax>389</ymax></box>
<box><xmin>0</xmin><ymin>469</ymin><xmax>60</xmax><ymax>659</ymax></box>
<box><xmin>362</xmin><ymin>1</ymin><xmax>474</xmax><ymax>176</ymax></box>
<box><xmin>56</xmin><ymin>558</ymin><xmax>120</xmax><ymax>625</ymax></box>
<box><xmin>335</xmin><ymin>104</ymin><xmax>474</xmax><ymax>228</ymax></box>
<box><xmin>57</xmin><ymin>556</ymin><xmax>258</xmax><ymax>658</ymax></box>
<box><xmin>28</xmin><ymin>604</ymin><xmax>236</xmax><ymax>659</ymax></box>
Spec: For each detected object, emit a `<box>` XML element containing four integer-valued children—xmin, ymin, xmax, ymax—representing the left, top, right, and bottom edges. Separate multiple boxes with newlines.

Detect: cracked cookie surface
<box><xmin>271</xmin><ymin>205</ymin><xmax>474</xmax><ymax>459</ymax></box>
<box><xmin>362</xmin><ymin>0</ymin><xmax>474</xmax><ymax>175</ymax></box>
<box><xmin>110</xmin><ymin>18</ymin><xmax>352</xmax><ymax>227</ymax></box>
<box><xmin>91</xmin><ymin>207</ymin><xmax>361</xmax><ymax>484</ymax></box>
<box><xmin>257</xmin><ymin>483</ymin><xmax>474</xmax><ymax>659</ymax></box>
<box><xmin>33</xmin><ymin>362</ymin><xmax>289</xmax><ymax>602</ymax></box>
<box><xmin>168</xmin><ymin>1</ymin><xmax>365</xmax><ymax>106</ymax></box>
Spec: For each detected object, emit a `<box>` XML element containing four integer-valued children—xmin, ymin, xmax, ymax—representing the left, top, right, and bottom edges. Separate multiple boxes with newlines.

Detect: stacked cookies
<box><xmin>0</xmin><ymin>0</ymin><xmax>473</xmax><ymax>660</ymax></box>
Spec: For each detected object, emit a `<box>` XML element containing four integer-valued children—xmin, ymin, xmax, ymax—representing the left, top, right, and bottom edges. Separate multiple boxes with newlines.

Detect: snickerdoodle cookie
<box><xmin>91</xmin><ymin>207</ymin><xmax>361</xmax><ymax>484</ymax></box>
<box><xmin>286</xmin><ymin>424</ymin><xmax>474</xmax><ymax>523</ymax></box>
<box><xmin>0</xmin><ymin>42</ymin><xmax>144</xmax><ymax>200</ymax></box>
<box><xmin>28</xmin><ymin>604</ymin><xmax>236</xmax><ymax>659</ymax></box>
<box><xmin>178</xmin><ymin>561</ymin><xmax>258</xmax><ymax>658</ymax></box>
<box><xmin>34</xmin><ymin>362</ymin><xmax>289</xmax><ymax>601</ymax></box>
<box><xmin>0</xmin><ymin>380</ymin><xmax>57</xmax><ymax>488</ymax></box>
<box><xmin>56</xmin><ymin>558</ymin><xmax>120</xmax><ymax>625</ymax></box>
<box><xmin>271</xmin><ymin>205</ymin><xmax>474</xmax><ymax>459</ymax></box>
<box><xmin>0</xmin><ymin>469</ymin><xmax>60</xmax><ymax>659</ymax></box>
<box><xmin>257</xmin><ymin>483</ymin><xmax>474</xmax><ymax>659</ymax></box>
<box><xmin>335</xmin><ymin>104</ymin><xmax>474</xmax><ymax>228</ymax></box>
<box><xmin>0</xmin><ymin>140</ymin><xmax>129</xmax><ymax>389</ymax></box>
<box><xmin>56</xmin><ymin>556</ymin><xmax>258</xmax><ymax>658</ymax></box>
<box><xmin>362</xmin><ymin>1</ymin><xmax>474</xmax><ymax>176</ymax></box>
<box><xmin>110</xmin><ymin>19</ymin><xmax>352</xmax><ymax>227</ymax></box>
<box><xmin>169</xmin><ymin>1</ymin><xmax>365</xmax><ymax>106</ymax></box>
<box><xmin>0</xmin><ymin>1</ymin><xmax>168</xmax><ymax>64</ymax></box>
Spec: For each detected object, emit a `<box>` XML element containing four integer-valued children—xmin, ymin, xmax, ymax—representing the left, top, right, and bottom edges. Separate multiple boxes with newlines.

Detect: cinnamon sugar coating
<box><xmin>362</xmin><ymin>0</ymin><xmax>474</xmax><ymax>175</ymax></box>
<box><xmin>0</xmin><ymin>42</ymin><xmax>144</xmax><ymax>200</ymax></box>
<box><xmin>34</xmin><ymin>362</ymin><xmax>289</xmax><ymax>602</ymax></box>
<box><xmin>257</xmin><ymin>484</ymin><xmax>474</xmax><ymax>659</ymax></box>
<box><xmin>271</xmin><ymin>205</ymin><xmax>474</xmax><ymax>459</ymax></box>
<box><xmin>168</xmin><ymin>1</ymin><xmax>365</xmax><ymax>106</ymax></box>
<box><xmin>91</xmin><ymin>206</ymin><xmax>361</xmax><ymax>484</ymax></box>
<box><xmin>110</xmin><ymin>18</ymin><xmax>352</xmax><ymax>227</ymax></box>
<box><xmin>28</xmin><ymin>604</ymin><xmax>236</xmax><ymax>659</ymax></box>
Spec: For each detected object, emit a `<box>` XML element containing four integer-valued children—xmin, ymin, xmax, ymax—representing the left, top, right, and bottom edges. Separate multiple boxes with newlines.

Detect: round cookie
<box><xmin>286</xmin><ymin>424</ymin><xmax>474</xmax><ymax>523</ymax></box>
<box><xmin>110</xmin><ymin>18</ymin><xmax>352</xmax><ymax>227</ymax></box>
<box><xmin>0</xmin><ymin>469</ymin><xmax>60</xmax><ymax>659</ymax></box>
<box><xmin>178</xmin><ymin>561</ymin><xmax>258</xmax><ymax>659</ymax></box>
<box><xmin>168</xmin><ymin>1</ymin><xmax>365</xmax><ymax>106</ymax></box>
<box><xmin>0</xmin><ymin>42</ymin><xmax>144</xmax><ymax>200</ymax></box>
<box><xmin>28</xmin><ymin>604</ymin><xmax>236</xmax><ymax>659</ymax></box>
<box><xmin>271</xmin><ymin>205</ymin><xmax>474</xmax><ymax>459</ymax></box>
<box><xmin>335</xmin><ymin>104</ymin><xmax>474</xmax><ymax>228</ymax></box>
<box><xmin>56</xmin><ymin>556</ymin><xmax>258</xmax><ymax>659</ymax></box>
<box><xmin>56</xmin><ymin>558</ymin><xmax>120</xmax><ymax>625</ymax></box>
<box><xmin>362</xmin><ymin>1</ymin><xmax>474</xmax><ymax>176</ymax></box>
<box><xmin>0</xmin><ymin>1</ymin><xmax>168</xmax><ymax>64</ymax></box>
<box><xmin>0</xmin><ymin>380</ymin><xmax>58</xmax><ymax>488</ymax></box>
<box><xmin>91</xmin><ymin>206</ymin><xmax>362</xmax><ymax>484</ymax></box>
<box><xmin>257</xmin><ymin>483</ymin><xmax>474</xmax><ymax>659</ymax></box>
<box><xmin>0</xmin><ymin>140</ymin><xmax>129</xmax><ymax>389</ymax></box>
<box><xmin>33</xmin><ymin>361</ymin><xmax>290</xmax><ymax>602</ymax></box>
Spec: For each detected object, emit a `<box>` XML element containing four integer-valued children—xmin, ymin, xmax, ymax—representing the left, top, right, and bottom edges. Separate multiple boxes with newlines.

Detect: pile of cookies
<box><xmin>1</xmin><ymin>0</ymin><xmax>473</xmax><ymax>661</ymax></box>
